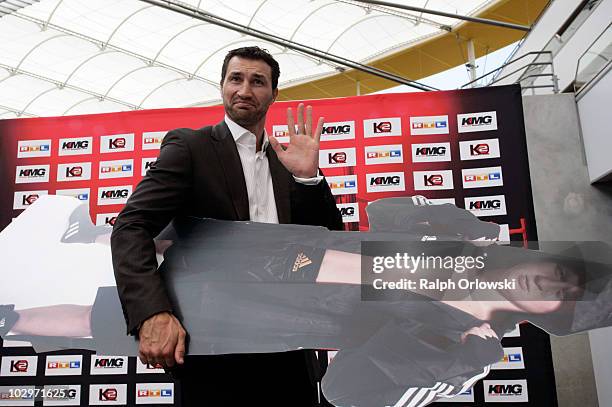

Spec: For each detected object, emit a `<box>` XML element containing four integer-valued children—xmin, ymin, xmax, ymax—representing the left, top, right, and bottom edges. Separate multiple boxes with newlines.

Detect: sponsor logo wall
<box><xmin>0</xmin><ymin>85</ymin><xmax>556</xmax><ymax>405</ymax></box>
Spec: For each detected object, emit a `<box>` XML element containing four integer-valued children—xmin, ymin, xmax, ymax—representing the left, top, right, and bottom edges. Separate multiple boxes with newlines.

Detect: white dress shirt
<box><xmin>224</xmin><ymin>115</ymin><xmax>322</xmax><ymax>223</ymax></box>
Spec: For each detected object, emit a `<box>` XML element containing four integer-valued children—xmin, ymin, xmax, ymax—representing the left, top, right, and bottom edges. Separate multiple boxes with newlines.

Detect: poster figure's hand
<box><xmin>460</xmin><ymin>322</ymin><xmax>499</xmax><ymax>343</ymax></box>
<box><xmin>138</xmin><ymin>312</ymin><xmax>186</xmax><ymax>368</ymax></box>
<box><xmin>269</xmin><ymin>103</ymin><xmax>323</xmax><ymax>178</ymax></box>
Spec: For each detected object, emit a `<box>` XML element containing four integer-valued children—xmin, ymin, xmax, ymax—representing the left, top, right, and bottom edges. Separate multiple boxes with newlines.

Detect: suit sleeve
<box><xmin>111</xmin><ymin>130</ymin><xmax>193</xmax><ymax>335</ymax></box>
<box><xmin>291</xmin><ymin>173</ymin><xmax>343</xmax><ymax>231</ymax></box>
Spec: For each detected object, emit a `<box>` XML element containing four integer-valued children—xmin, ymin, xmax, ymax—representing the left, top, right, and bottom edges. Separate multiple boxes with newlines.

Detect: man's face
<box><xmin>221</xmin><ymin>56</ymin><xmax>278</xmax><ymax>128</ymax></box>
<box><xmin>498</xmin><ymin>261</ymin><xmax>583</xmax><ymax>314</ymax></box>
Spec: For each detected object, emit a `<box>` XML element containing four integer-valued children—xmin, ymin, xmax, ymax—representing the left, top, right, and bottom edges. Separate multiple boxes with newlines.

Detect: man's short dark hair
<box><xmin>221</xmin><ymin>46</ymin><xmax>281</xmax><ymax>90</ymax></box>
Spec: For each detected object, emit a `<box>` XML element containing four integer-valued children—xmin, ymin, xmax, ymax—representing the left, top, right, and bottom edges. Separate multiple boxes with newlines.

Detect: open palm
<box><xmin>269</xmin><ymin>103</ymin><xmax>323</xmax><ymax>178</ymax></box>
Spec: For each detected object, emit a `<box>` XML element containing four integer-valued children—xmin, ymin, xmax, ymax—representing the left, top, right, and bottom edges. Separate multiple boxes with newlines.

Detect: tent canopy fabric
<box><xmin>0</xmin><ymin>0</ymin><xmax>540</xmax><ymax>118</ymax></box>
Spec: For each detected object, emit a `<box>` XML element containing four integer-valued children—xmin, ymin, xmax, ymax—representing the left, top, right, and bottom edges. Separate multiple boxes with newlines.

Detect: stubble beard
<box><xmin>225</xmin><ymin>98</ymin><xmax>272</xmax><ymax>129</ymax></box>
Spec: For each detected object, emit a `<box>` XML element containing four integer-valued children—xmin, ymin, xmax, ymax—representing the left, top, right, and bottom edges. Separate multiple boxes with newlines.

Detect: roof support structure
<box><xmin>103</xmin><ymin>5</ymin><xmax>154</xmax><ymax>49</ymax></box>
<box><xmin>61</xmin><ymin>96</ymin><xmax>100</xmax><ymax>116</ymax></box>
<box><xmin>325</xmin><ymin>14</ymin><xmax>397</xmax><ymax>53</ymax></box>
<box><xmin>288</xmin><ymin>2</ymin><xmax>339</xmax><ymax>42</ymax></box>
<box><xmin>137</xmin><ymin>77</ymin><xmax>187</xmax><ymax>108</ymax></box>
<box><xmin>191</xmin><ymin>38</ymin><xmax>339</xmax><ymax>78</ymax></box>
<box><xmin>15</xmin><ymin>34</ymin><xmax>70</xmax><ymax>70</ymax></box>
<box><xmin>0</xmin><ymin>0</ymin><xmax>39</xmax><ymax>18</ymax></box>
<box><xmin>10</xmin><ymin>12</ymin><xmax>220</xmax><ymax>88</ymax></box>
<box><xmin>355</xmin><ymin>0</ymin><xmax>531</xmax><ymax>31</ymax></box>
<box><xmin>153</xmin><ymin>22</ymin><xmax>208</xmax><ymax>62</ymax></box>
<box><xmin>139</xmin><ymin>0</ymin><xmax>437</xmax><ymax>91</ymax></box>
<box><xmin>0</xmin><ymin>62</ymin><xmax>140</xmax><ymax>110</ymax></box>
<box><xmin>18</xmin><ymin>85</ymin><xmax>57</xmax><ymax>115</ymax></box>
<box><xmin>0</xmin><ymin>103</ymin><xmax>37</xmax><ymax>117</ymax></box>
<box><xmin>247</xmin><ymin>0</ymin><xmax>269</xmax><ymax>28</ymax></box>
<box><xmin>63</xmin><ymin>50</ymin><xmax>117</xmax><ymax>85</ymax></box>
<box><xmin>338</xmin><ymin>0</ymin><xmax>444</xmax><ymax>28</ymax></box>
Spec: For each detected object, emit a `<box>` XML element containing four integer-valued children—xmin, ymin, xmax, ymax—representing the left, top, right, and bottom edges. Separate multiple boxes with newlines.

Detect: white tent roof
<box><xmin>0</xmin><ymin>0</ymin><xmax>496</xmax><ymax>118</ymax></box>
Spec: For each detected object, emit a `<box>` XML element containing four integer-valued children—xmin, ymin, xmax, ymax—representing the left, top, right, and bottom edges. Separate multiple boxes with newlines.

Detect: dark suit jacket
<box><xmin>110</xmin><ymin>120</ymin><xmax>342</xmax><ymax>396</ymax></box>
<box><xmin>111</xmin><ymin>120</ymin><xmax>342</xmax><ymax>332</ymax></box>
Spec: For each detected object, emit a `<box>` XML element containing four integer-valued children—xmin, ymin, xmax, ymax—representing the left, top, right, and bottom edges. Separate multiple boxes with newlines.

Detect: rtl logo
<box><xmin>19</xmin><ymin>145</ymin><xmax>49</xmax><ymax>152</ymax></box>
<box><xmin>502</xmin><ymin>353</ymin><xmax>522</xmax><ymax>362</ymax></box>
<box><xmin>464</xmin><ymin>172</ymin><xmax>501</xmax><ymax>182</ymax></box>
<box><xmin>144</xmin><ymin>136</ymin><xmax>162</xmax><ymax>144</ymax></box>
<box><xmin>508</xmin><ymin>353</ymin><xmax>522</xmax><ymax>362</ymax></box>
<box><xmin>366</xmin><ymin>150</ymin><xmax>401</xmax><ymax>159</ymax></box>
<box><xmin>137</xmin><ymin>389</ymin><xmax>172</xmax><ymax>397</ymax></box>
<box><xmin>274</xmin><ymin>130</ymin><xmax>289</xmax><ymax>137</ymax></box>
<box><xmin>99</xmin><ymin>388</ymin><xmax>117</xmax><ymax>401</ymax></box>
<box><xmin>101</xmin><ymin>164</ymin><xmax>131</xmax><ymax>173</ymax></box>
<box><xmin>48</xmin><ymin>361</ymin><xmax>80</xmax><ymax>369</ymax></box>
<box><xmin>330</xmin><ymin>180</ymin><xmax>355</xmax><ymax>189</ymax></box>
<box><xmin>412</xmin><ymin>120</ymin><xmax>446</xmax><ymax>129</ymax></box>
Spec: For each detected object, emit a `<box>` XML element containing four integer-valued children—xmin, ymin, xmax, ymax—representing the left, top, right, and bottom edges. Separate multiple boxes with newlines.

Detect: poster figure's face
<box><xmin>498</xmin><ymin>261</ymin><xmax>583</xmax><ymax>314</ymax></box>
<box><xmin>221</xmin><ymin>56</ymin><xmax>278</xmax><ymax>129</ymax></box>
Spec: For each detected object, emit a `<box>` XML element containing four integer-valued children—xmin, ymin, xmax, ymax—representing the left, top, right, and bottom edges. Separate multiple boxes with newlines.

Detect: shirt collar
<box><xmin>224</xmin><ymin>114</ymin><xmax>269</xmax><ymax>150</ymax></box>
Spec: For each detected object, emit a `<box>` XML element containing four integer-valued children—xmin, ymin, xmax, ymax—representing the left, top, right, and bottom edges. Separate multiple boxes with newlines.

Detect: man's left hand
<box><xmin>269</xmin><ymin>103</ymin><xmax>323</xmax><ymax>178</ymax></box>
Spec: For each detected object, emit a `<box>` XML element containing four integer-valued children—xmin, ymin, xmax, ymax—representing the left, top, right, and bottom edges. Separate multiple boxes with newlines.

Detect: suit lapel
<box><xmin>209</xmin><ymin>121</ymin><xmax>250</xmax><ymax>220</ymax></box>
<box><xmin>266</xmin><ymin>145</ymin><xmax>292</xmax><ymax>224</ymax></box>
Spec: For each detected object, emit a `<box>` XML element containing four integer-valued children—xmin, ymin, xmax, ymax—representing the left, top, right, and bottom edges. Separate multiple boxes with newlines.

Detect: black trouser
<box><xmin>177</xmin><ymin>351</ymin><xmax>323</xmax><ymax>406</ymax></box>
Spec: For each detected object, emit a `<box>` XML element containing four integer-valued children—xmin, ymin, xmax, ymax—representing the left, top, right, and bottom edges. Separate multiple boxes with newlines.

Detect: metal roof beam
<box><xmin>355</xmin><ymin>0</ymin><xmax>531</xmax><ymax>31</ymax></box>
<box><xmin>140</xmin><ymin>0</ymin><xmax>437</xmax><ymax>91</ymax></box>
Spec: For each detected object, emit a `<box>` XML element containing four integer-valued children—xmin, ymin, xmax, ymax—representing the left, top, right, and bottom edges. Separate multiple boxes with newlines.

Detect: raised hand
<box><xmin>268</xmin><ymin>103</ymin><xmax>323</xmax><ymax>178</ymax></box>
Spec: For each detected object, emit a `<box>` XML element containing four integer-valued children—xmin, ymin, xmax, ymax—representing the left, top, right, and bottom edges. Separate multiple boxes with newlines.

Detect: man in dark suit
<box><xmin>110</xmin><ymin>46</ymin><xmax>343</xmax><ymax>406</ymax></box>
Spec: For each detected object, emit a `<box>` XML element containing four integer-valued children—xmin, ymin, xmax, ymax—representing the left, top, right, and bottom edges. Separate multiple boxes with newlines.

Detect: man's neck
<box><xmin>229</xmin><ymin>117</ymin><xmax>266</xmax><ymax>152</ymax></box>
<box><xmin>251</xmin><ymin>124</ymin><xmax>265</xmax><ymax>152</ymax></box>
